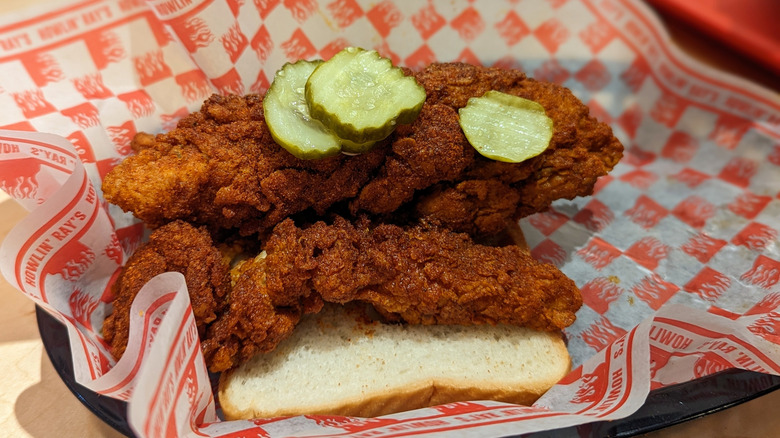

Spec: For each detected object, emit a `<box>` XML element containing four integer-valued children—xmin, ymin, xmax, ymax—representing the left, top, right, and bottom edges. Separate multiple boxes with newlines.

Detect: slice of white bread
<box><xmin>218</xmin><ymin>303</ymin><xmax>571</xmax><ymax>419</ymax></box>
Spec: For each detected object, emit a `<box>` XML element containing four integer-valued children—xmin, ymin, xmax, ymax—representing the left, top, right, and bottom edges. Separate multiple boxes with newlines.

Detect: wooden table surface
<box><xmin>0</xmin><ymin>196</ymin><xmax>125</xmax><ymax>438</ymax></box>
<box><xmin>1</xmin><ymin>1</ymin><xmax>778</xmax><ymax>437</ymax></box>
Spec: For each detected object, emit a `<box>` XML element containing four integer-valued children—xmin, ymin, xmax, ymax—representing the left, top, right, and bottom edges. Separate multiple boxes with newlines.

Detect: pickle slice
<box><xmin>305</xmin><ymin>47</ymin><xmax>426</xmax><ymax>144</ymax></box>
<box><xmin>458</xmin><ymin>90</ymin><xmax>554</xmax><ymax>163</ymax></box>
<box><xmin>339</xmin><ymin>138</ymin><xmax>377</xmax><ymax>154</ymax></box>
<box><xmin>264</xmin><ymin>59</ymin><xmax>343</xmax><ymax>160</ymax></box>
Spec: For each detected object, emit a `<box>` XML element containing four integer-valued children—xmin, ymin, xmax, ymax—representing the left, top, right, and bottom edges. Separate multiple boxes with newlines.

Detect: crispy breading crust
<box><xmin>105</xmin><ymin>219</ymin><xmax>582</xmax><ymax>373</ymax></box>
<box><xmin>102</xmin><ymin>221</ymin><xmax>231</xmax><ymax>359</ymax></box>
<box><xmin>102</xmin><ymin>63</ymin><xmax>622</xmax><ymax>237</ymax></box>
<box><xmin>102</xmin><ymin>63</ymin><xmax>619</xmax><ymax>374</ymax></box>
<box><xmin>411</xmin><ymin>63</ymin><xmax>624</xmax><ymax>234</ymax></box>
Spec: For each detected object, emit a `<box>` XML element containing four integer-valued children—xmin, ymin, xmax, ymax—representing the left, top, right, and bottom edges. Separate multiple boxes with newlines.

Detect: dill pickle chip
<box><xmin>339</xmin><ymin>138</ymin><xmax>377</xmax><ymax>155</ymax></box>
<box><xmin>458</xmin><ymin>90</ymin><xmax>554</xmax><ymax>163</ymax></box>
<box><xmin>305</xmin><ymin>47</ymin><xmax>426</xmax><ymax>144</ymax></box>
<box><xmin>264</xmin><ymin>59</ymin><xmax>343</xmax><ymax>160</ymax></box>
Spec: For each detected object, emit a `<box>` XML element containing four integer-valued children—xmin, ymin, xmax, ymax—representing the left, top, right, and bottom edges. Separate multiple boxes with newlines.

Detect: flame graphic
<box><xmin>741</xmin><ymin>257</ymin><xmax>780</xmax><ymax>289</ymax></box>
<box><xmin>581</xmin><ymin>277</ymin><xmax>623</xmax><ymax>314</ymax></box>
<box><xmin>411</xmin><ymin>2</ymin><xmax>444</xmax><ymax>39</ymax></box>
<box><xmin>59</xmin><ymin>248</ymin><xmax>96</xmax><ymax>281</ymax></box>
<box><xmin>63</xmin><ymin>103</ymin><xmax>100</xmax><ymax>129</ymax></box>
<box><xmin>533</xmin><ymin>241</ymin><xmax>567</xmax><ymax>266</ymax></box>
<box><xmin>103</xmin><ymin>234</ymin><xmax>124</xmax><ymax>265</ymax></box>
<box><xmin>673</xmin><ymin>196</ymin><xmax>715</xmax><ymax>228</ymax></box>
<box><xmin>621</xmin><ymin>169</ymin><xmax>657</xmax><ymax>189</ymax></box>
<box><xmin>327</xmin><ymin>0</ymin><xmax>362</xmax><ymax>27</ymax></box>
<box><xmin>38</xmin><ymin>53</ymin><xmax>64</xmax><ymax>82</ymax></box>
<box><xmin>580</xmin><ymin>19</ymin><xmax>615</xmax><ymax>52</ymax></box>
<box><xmin>281</xmin><ymin>29</ymin><xmax>315</xmax><ymax>60</ymax></box>
<box><xmin>577</xmin><ymin>241</ymin><xmax>617</xmax><ymax>270</ymax></box>
<box><xmin>533</xmin><ymin>59</ymin><xmax>570</xmax><ymax>84</ymax></box>
<box><xmin>184</xmin><ymin>17</ymin><xmax>214</xmax><ymax>50</ymax></box>
<box><xmin>528</xmin><ymin>209</ymin><xmax>566</xmax><ymax>234</ymax></box>
<box><xmin>577</xmin><ymin>200</ymin><xmax>614</xmax><ymax>231</ymax></box>
<box><xmin>749</xmin><ymin>292</ymin><xmax>780</xmax><ymax>314</ymax></box>
<box><xmin>177</xmin><ymin>71</ymin><xmax>211</xmax><ymax>102</ymax></box>
<box><xmin>571</xmin><ymin>362</ymin><xmax>609</xmax><ymax>404</ymax></box>
<box><xmin>640</xmin><ymin>237</ymin><xmax>667</xmax><ymax>259</ymax></box>
<box><xmin>681</xmin><ymin>233</ymin><xmax>725</xmax><ymax>263</ymax></box>
<box><xmin>625</xmin><ymin>196</ymin><xmax>667</xmax><ymax>229</ymax></box>
<box><xmin>496</xmin><ymin>11</ymin><xmax>529</xmax><ymax>47</ymax></box>
<box><xmin>221</xmin><ymin>23</ymin><xmax>248</xmax><ymax>63</ymax></box>
<box><xmin>452</xmin><ymin>9</ymin><xmax>483</xmax><ymax>41</ymax></box>
<box><xmin>575</xmin><ymin>60</ymin><xmax>611</xmax><ymax>91</ymax></box>
<box><xmin>119</xmin><ymin>91</ymin><xmax>156</xmax><ymax>118</ymax></box>
<box><xmin>709</xmin><ymin>114</ymin><xmax>750</xmax><ymax>150</ymax></box>
<box><xmin>0</xmin><ymin>157</ymin><xmax>41</xmax><ymax>201</ymax></box>
<box><xmin>253</xmin><ymin>0</ymin><xmax>278</xmax><ymax>18</ymax></box>
<box><xmin>729</xmin><ymin>192</ymin><xmax>771</xmax><ymax>219</ymax></box>
<box><xmin>673</xmin><ymin>168</ymin><xmax>709</xmax><ymax>188</ymax></box>
<box><xmin>72</xmin><ymin>73</ymin><xmax>112</xmax><ymax>100</ymax></box>
<box><xmin>633</xmin><ymin>274</ymin><xmax>678</xmax><ymax>310</ymax></box>
<box><xmin>738</xmin><ymin>224</ymin><xmax>777</xmax><ymax>251</ymax></box>
<box><xmin>249</xmin><ymin>71</ymin><xmax>270</xmax><ymax>95</ymax></box>
<box><xmin>721</xmin><ymin>157</ymin><xmax>758</xmax><ymax>187</ymax></box>
<box><xmin>748</xmin><ymin>312</ymin><xmax>780</xmax><ymax>338</ymax></box>
<box><xmin>251</xmin><ymin>26</ymin><xmax>273</xmax><ymax>62</ymax></box>
<box><xmin>693</xmin><ymin>353</ymin><xmax>731</xmax><ymax>379</ymax></box>
<box><xmin>133</xmin><ymin>51</ymin><xmax>172</xmax><ymax>86</ymax></box>
<box><xmin>284</xmin><ymin>0</ymin><xmax>317</xmax><ymax>22</ymax></box>
<box><xmin>107</xmin><ymin>122</ymin><xmax>136</xmax><ymax>156</ymax></box>
<box><xmin>695</xmin><ymin>275</ymin><xmax>730</xmax><ymax>301</ymax></box>
<box><xmin>68</xmin><ymin>287</ymin><xmax>99</xmax><ymax>331</ymax></box>
<box><xmin>22</xmin><ymin>52</ymin><xmax>64</xmax><ymax>85</ymax></box>
<box><xmin>535</xmin><ymin>19</ymin><xmax>570</xmax><ymax>53</ymax></box>
<box><xmin>12</xmin><ymin>89</ymin><xmax>55</xmax><ymax>118</ymax></box>
<box><xmin>662</xmin><ymin>131</ymin><xmax>698</xmax><ymax>162</ymax></box>
<box><xmin>627</xmin><ymin>236</ymin><xmax>668</xmax><ymax>270</ymax></box>
<box><xmin>581</xmin><ymin>317</ymin><xmax>626</xmax><ymax>351</ymax></box>
<box><xmin>0</xmin><ymin>175</ymin><xmax>38</xmax><ymax>200</ymax></box>
<box><xmin>620</xmin><ymin>57</ymin><xmax>650</xmax><ymax>93</ymax></box>
<box><xmin>650</xmin><ymin>91</ymin><xmax>685</xmax><ymax>127</ymax></box>
<box><xmin>99</xmin><ymin>31</ymin><xmax>126</xmax><ymax>63</ymax></box>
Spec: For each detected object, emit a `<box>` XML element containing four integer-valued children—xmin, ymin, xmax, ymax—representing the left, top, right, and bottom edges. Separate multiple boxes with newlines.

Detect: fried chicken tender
<box><xmin>347</xmin><ymin>103</ymin><xmax>474</xmax><ymax>215</ymax></box>
<box><xmin>102</xmin><ymin>220</ymin><xmax>231</xmax><ymax>359</ymax></box>
<box><xmin>102</xmin><ymin>63</ymin><xmax>622</xmax><ymax>237</ymax></box>
<box><xmin>202</xmin><ymin>216</ymin><xmax>581</xmax><ymax>372</ymax></box>
<box><xmin>409</xmin><ymin>63</ymin><xmax>624</xmax><ymax>235</ymax></box>
<box><xmin>102</xmin><ymin>94</ymin><xmax>388</xmax><ymax>236</ymax></box>
<box><xmin>103</xmin><ymin>218</ymin><xmax>582</xmax><ymax>372</ymax></box>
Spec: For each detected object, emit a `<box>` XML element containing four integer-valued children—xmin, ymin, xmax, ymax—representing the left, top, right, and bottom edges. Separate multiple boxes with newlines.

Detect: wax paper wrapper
<box><xmin>1</xmin><ymin>0</ymin><xmax>780</xmax><ymax>436</ymax></box>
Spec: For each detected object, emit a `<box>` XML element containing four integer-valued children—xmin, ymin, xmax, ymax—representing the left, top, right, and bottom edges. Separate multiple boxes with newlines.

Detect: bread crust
<box><xmin>218</xmin><ymin>312</ymin><xmax>570</xmax><ymax>420</ymax></box>
<box><xmin>220</xmin><ymin>376</ymin><xmax>561</xmax><ymax>419</ymax></box>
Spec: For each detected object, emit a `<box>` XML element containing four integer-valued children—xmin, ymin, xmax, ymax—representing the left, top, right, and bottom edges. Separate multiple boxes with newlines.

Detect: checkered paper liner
<box><xmin>1</xmin><ymin>0</ymin><xmax>779</xmax><ymax>436</ymax></box>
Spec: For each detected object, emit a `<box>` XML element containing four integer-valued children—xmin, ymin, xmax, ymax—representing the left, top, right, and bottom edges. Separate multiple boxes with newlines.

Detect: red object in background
<box><xmin>645</xmin><ymin>0</ymin><xmax>780</xmax><ymax>75</ymax></box>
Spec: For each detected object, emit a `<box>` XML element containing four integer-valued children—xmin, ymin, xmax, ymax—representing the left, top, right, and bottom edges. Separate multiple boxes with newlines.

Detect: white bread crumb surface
<box><xmin>219</xmin><ymin>304</ymin><xmax>570</xmax><ymax>419</ymax></box>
